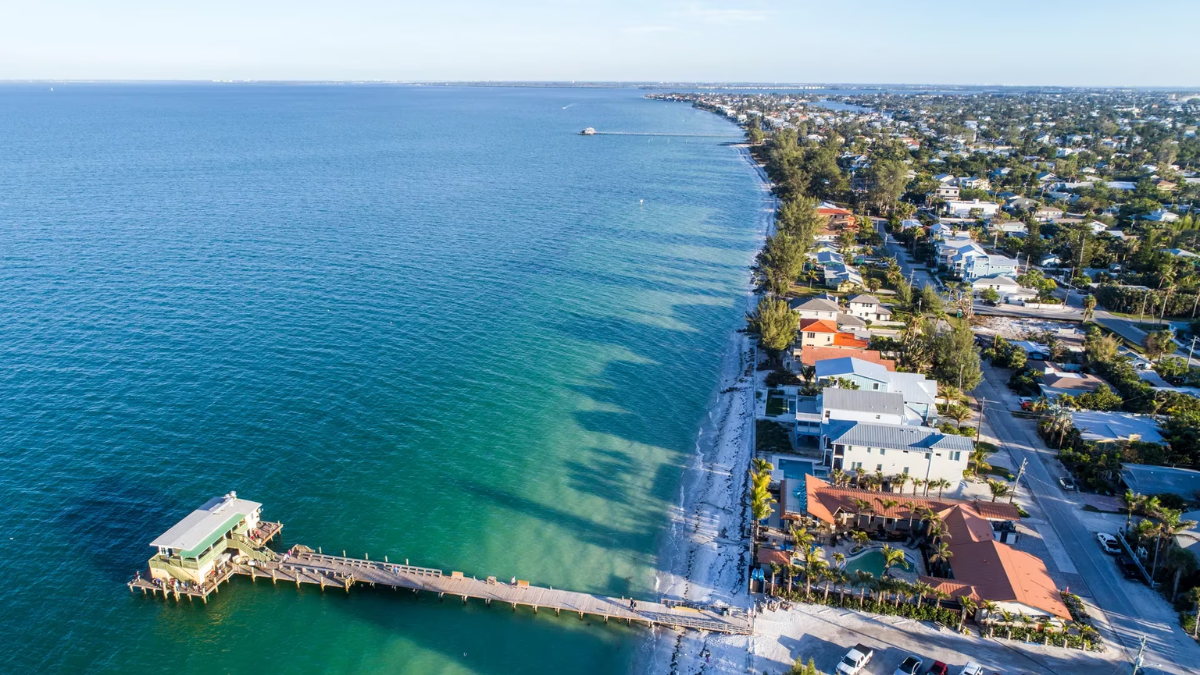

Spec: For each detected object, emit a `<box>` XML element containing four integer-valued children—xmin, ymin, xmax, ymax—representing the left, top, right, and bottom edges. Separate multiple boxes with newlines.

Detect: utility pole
<box><xmin>975</xmin><ymin>399</ymin><xmax>986</xmax><ymax>443</ymax></box>
<box><xmin>1131</xmin><ymin>634</ymin><xmax>1147</xmax><ymax>675</ymax></box>
<box><xmin>1190</xmin><ymin>336</ymin><xmax>1198</xmax><ymax>368</ymax></box>
<box><xmin>1010</xmin><ymin>458</ymin><xmax>1028</xmax><ymax>503</ymax></box>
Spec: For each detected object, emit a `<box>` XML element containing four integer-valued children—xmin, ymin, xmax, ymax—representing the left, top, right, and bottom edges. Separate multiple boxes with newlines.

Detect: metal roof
<box><xmin>824</xmin><ymin>421</ymin><xmax>974</xmax><ymax>452</ymax></box>
<box><xmin>150</xmin><ymin>493</ymin><xmax>261</xmax><ymax>557</ymax></box>
<box><xmin>821</xmin><ymin>388</ymin><xmax>904</xmax><ymax>416</ymax></box>
<box><xmin>790</xmin><ymin>297</ymin><xmax>841</xmax><ymax>313</ymax></box>
<box><xmin>815</xmin><ymin>356</ymin><xmax>889</xmax><ymax>381</ymax></box>
<box><xmin>1122</xmin><ymin>465</ymin><xmax>1200</xmax><ymax>498</ymax></box>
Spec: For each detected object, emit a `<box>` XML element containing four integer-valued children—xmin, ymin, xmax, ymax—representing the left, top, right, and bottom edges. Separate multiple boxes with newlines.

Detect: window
<box><xmin>879</xmin><ymin>448</ymin><xmax>886</xmax><ymax>456</ymax></box>
<box><xmin>872</xmin><ymin>383</ymin><xmax>880</xmax><ymax>390</ymax></box>
<box><xmin>903</xmin><ymin>467</ymin><xmax>909</xmax><ymax>474</ymax></box>
<box><xmin>806</xmin><ymin>332</ymin><xmax>815</xmax><ymax>339</ymax></box>
<box><xmin>950</xmin><ymin>451</ymin><xmax>961</xmax><ymax>461</ymax></box>
<box><xmin>876</xmin><ymin>464</ymin><xmax>883</xmax><ymax>472</ymax></box>
<box><xmin>875</xmin><ymin>414</ymin><xmax>881</xmax><ymax>419</ymax></box>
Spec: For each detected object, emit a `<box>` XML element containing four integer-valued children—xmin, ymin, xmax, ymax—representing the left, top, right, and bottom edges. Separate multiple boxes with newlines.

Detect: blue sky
<box><xmin>2</xmin><ymin>1</ymin><xmax>1197</xmax><ymax>86</ymax></box>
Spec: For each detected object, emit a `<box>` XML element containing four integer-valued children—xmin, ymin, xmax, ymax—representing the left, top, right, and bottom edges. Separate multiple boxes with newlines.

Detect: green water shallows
<box><xmin>0</xmin><ymin>85</ymin><xmax>768</xmax><ymax>673</ymax></box>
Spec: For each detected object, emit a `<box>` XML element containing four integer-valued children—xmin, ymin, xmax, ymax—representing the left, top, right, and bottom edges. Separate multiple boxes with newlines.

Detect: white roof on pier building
<box><xmin>150</xmin><ymin>493</ymin><xmax>261</xmax><ymax>557</ymax></box>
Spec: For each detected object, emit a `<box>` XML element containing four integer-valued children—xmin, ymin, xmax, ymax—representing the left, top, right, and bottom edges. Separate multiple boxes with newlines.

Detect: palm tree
<box><xmin>929</xmin><ymin>541</ymin><xmax>953</xmax><ymax>576</ymax></box>
<box><xmin>958</xmin><ymin>596</ymin><xmax>977</xmax><ymax>631</ymax></box>
<box><xmin>855</xmin><ymin>498</ymin><xmax>874</xmax><ymax>529</ymax></box>
<box><xmin>822</xmin><ymin>565</ymin><xmax>840</xmax><ymax>603</ymax></box>
<box><xmin>854</xmin><ymin>571</ymin><xmax>875</xmax><ymax>608</ymax></box>
<box><xmin>804</xmin><ymin>552</ymin><xmax>827</xmax><ymax>599</ymax></box>
<box><xmin>1123</xmin><ymin>490</ymin><xmax>1143</xmax><ymax>534</ymax></box>
<box><xmin>890</xmin><ymin>473</ymin><xmax>910</xmax><ymax>494</ymax></box>
<box><xmin>980</xmin><ymin>600</ymin><xmax>998</xmax><ymax>636</ymax></box>
<box><xmin>932</xmin><ymin>478</ymin><xmax>952</xmax><ymax>498</ymax></box>
<box><xmin>878</xmin><ymin>498</ymin><xmax>899</xmax><ymax>529</ymax></box>
<box><xmin>932</xmin><ymin>588</ymin><xmax>949</xmax><ymax>610</ymax></box>
<box><xmin>987</xmin><ymin>479</ymin><xmax>1010</xmax><ymax>502</ymax></box>
<box><xmin>853</xmin><ymin>466</ymin><xmax>867</xmax><ymax>487</ymax></box>
<box><xmin>786</xmin><ymin>562</ymin><xmax>801</xmax><ymax>594</ymax></box>
<box><xmin>969</xmin><ymin>449</ymin><xmax>991</xmax><ymax>478</ymax></box>
<box><xmin>1000</xmin><ymin>609</ymin><xmax>1014</xmax><ymax>638</ymax></box>
<box><xmin>911</xmin><ymin>477</ymin><xmax>926</xmax><ymax>496</ymax></box>
<box><xmin>1153</xmin><ymin>509</ymin><xmax>1197</xmax><ymax>581</ymax></box>
<box><xmin>911</xmin><ymin>581</ymin><xmax>933</xmax><ymax>608</ymax></box>
<box><xmin>851</xmin><ymin>530</ymin><xmax>870</xmax><ymax>552</ymax></box>
<box><xmin>831</xmin><ymin>468</ymin><xmax>846</xmax><ymax>488</ymax></box>
<box><xmin>833</xmin><ymin>552</ymin><xmax>845</xmax><ymax>570</ymax></box>
<box><xmin>881</xmin><ymin>544</ymin><xmax>908</xmax><ymax>578</ymax></box>
<box><xmin>903</xmin><ymin>501</ymin><xmax>917</xmax><ymax>531</ymax></box>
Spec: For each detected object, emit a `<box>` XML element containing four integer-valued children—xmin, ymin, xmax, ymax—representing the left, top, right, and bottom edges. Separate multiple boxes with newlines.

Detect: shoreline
<box><xmin>634</xmin><ymin>143</ymin><xmax>775</xmax><ymax>673</ymax></box>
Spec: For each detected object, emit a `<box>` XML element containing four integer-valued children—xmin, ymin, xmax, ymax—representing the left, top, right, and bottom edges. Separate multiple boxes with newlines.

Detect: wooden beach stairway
<box><xmin>129</xmin><ymin>534</ymin><xmax>753</xmax><ymax>636</ymax></box>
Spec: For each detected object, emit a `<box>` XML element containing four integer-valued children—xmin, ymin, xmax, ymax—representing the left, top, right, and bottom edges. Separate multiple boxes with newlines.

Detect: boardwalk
<box><xmin>129</xmin><ymin>534</ymin><xmax>753</xmax><ymax>635</ymax></box>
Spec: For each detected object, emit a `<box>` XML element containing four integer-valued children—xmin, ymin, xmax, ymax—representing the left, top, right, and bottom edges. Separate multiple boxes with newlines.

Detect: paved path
<box><xmin>973</xmin><ymin>365</ymin><xmax>1200</xmax><ymax>675</ymax></box>
<box><xmin>878</xmin><ymin>220</ymin><xmax>936</xmax><ymax>291</ymax></box>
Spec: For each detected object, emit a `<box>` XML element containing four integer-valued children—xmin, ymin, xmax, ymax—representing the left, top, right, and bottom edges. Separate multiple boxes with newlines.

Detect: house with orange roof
<box><xmin>817</xmin><ymin>203</ymin><xmax>857</xmax><ymax>229</ymax></box>
<box><xmin>798</xmin><ymin>318</ymin><xmax>840</xmax><ymax>348</ymax></box>
<box><xmin>793</xmin><ymin>476</ymin><xmax>1069</xmax><ymax>621</ymax></box>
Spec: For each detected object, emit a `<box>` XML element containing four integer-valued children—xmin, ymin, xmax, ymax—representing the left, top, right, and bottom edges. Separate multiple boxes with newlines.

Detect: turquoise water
<box><xmin>843</xmin><ymin>550</ymin><xmax>888</xmax><ymax>577</ymax></box>
<box><xmin>0</xmin><ymin>85</ymin><xmax>766</xmax><ymax>673</ymax></box>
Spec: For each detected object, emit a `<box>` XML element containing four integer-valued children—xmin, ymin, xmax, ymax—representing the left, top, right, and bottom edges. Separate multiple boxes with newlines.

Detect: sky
<box><xmin>1</xmin><ymin>0</ymin><xmax>1198</xmax><ymax>86</ymax></box>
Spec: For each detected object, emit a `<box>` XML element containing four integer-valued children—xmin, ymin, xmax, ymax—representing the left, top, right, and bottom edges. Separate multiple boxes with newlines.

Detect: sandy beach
<box><xmin>633</xmin><ymin>146</ymin><xmax>773</xmax><ymax>674</ymax></box>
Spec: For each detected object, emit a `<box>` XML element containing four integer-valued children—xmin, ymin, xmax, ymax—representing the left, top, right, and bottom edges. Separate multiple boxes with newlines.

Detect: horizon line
<box><xmin>1</xmin><ymin>79</ymin><xmax>1198</xmax><ymax>91</ymax></box>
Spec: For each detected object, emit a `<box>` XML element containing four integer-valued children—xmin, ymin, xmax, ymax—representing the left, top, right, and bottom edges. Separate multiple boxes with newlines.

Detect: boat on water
<box><xmin>580</xmin><ymin>127</ymin><xmax>596</xmax><ymax>135</ymax></box>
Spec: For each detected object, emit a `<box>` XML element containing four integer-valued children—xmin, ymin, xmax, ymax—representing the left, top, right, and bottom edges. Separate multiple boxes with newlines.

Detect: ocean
<box><xmin>0</xmin><ymin>84</ymin><xmax>767</xmax><ymax>674</ymax></box>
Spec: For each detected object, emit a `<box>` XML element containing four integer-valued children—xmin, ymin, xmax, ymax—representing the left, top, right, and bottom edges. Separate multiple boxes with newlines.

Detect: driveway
<box><xmin>973</xmin><ymin>364</ymin><xmax>1200</xmax><ymax>675</ymax></box>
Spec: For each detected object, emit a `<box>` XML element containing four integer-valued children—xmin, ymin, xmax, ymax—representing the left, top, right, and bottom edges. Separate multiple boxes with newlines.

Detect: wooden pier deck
<box><xmin>130</xmin><ymin>538</ymin><xmax>753</xmax><ymax>635</ymax></box>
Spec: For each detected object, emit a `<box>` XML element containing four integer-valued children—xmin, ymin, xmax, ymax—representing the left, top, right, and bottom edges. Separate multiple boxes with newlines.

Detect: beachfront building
<box><xmin>792</xmin><ymin>476</ymin><xmax>1070</xmax><ymax>622</ymax></box>
<box><xmin>146</xmin><ymin>493</ymin><xmax>277</xmax><ymax>585</ymax></box>
<box><xmin>790</xmin><ymin>296</ymin><xmax>841</xmax><ymax>321</ymax></box>
<box><xmin>819</xmin><ymin>420</ymin><xmax>971</xmax><ymax>482</ymax></box>
<box><xmin>815</xmin><ymin>357</ymin><xmax>937</xmax><ymax>423</ymax></box>
<box><xmin>845</xmin><ymin>294</ymin><xmax>892</xmax><ymax>322</ymax></box>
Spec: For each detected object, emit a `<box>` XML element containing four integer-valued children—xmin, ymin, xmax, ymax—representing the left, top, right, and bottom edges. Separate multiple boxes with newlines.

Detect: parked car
<box><xmin>1018</xmin><ymin>396</ymin><xmax>1035</xmax><ymax>410</ymax></box>
<box><xmin>836</xmin><ymin>644</ymin><xmax>875</xmax><ymax>675</ymax></box>
<box><xmin>1058</xmin><ymin>477</ymin><xmax>1076</xmax><ymax>491</ymax></box>
<box><xmin>1095</xmin><ymin>532</ymin><xmax>1120</xmax><ymax>555</ymax></box>
<box><xmin>1116</xmin><ymin>556</ymin><xmax>1141</xmax><ymax>580</ymax></box>
<box><xmin>958</xmin><ymin>663</ymin><xmax>984</xmax><ymax>675</ymax></box>
<box><xmin>895</xmin><ymin>655</ymin><xmax>923</xmax><ymax>675</ymax></box>
<box><xmin>929</xmin><ymin>661</ymin><xmax>949</xmax><ymax>675</ymax></box>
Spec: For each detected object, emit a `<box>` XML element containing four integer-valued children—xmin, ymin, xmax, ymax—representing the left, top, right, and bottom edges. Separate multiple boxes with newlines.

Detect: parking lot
<box><xmin>747</xmin><ymin>604</ymin><xmax>1123</xmax><ymax>675</ymax></box>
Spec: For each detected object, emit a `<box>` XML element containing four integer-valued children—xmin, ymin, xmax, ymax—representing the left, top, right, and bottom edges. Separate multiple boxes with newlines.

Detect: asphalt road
<box><xmin>974</xmin><ymin>365</ymin><xmax>1199</xmax><ymax>675</ymax></box>
<box><xmin>878</xmin><ymin>220</ymin><xmax>937</xmax><ymax>292</ymax></box>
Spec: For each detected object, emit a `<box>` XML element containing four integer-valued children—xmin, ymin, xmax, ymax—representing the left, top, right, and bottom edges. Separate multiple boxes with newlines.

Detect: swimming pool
<box><xmin>778</xmin><ymin>458</ymin><xmax>815</xmax><ymax>480</ymax></box>
<box><xmin>842</xmin><ymin>549</ymin><xmax>911</xmax><ymax>578</ymax></box>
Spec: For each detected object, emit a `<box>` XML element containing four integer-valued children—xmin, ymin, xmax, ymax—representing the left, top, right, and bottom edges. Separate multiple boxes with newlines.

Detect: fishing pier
<box><xmin>128</xmin><ymin>494</ymin><xmax>753</xmax><ymax>636</ymax></box>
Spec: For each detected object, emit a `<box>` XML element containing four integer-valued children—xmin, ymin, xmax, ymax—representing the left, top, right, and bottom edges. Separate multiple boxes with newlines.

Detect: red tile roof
<box><xmin>800</xmin><ymin>476</ymin><xmax>1067</xmax><ymax>619</ymax></box>
<box><xmin>801</xmin><ymin>346</ymin><xmax>895</xmax><ymax>371</ymax></box>
<box><xmin>800</xmin><ymin>476</ymin><xmax>1019</xmax><ymax>523</ymax></box>
<box><xmin>800</xmin><ymin>319</ymin><xmax>840</xmax><ymax>333</ymax></box>
<box><xmin>833</xmin><ymin>333</ymin><xmax>869</xmax><ymax>349</ymax></box>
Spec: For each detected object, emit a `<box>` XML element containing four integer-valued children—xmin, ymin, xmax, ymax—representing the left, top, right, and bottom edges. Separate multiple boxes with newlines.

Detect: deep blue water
<box><xmin>0</xmin><ymin>84</ymin><xmax>768</xmax><ymax>673</ymax></box>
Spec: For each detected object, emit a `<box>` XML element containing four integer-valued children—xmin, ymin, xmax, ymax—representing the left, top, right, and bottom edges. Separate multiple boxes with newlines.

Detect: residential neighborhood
<box><xmin>651</xmin><ymin>87</ymin><xmax>1200</xmax><ymax>675</ymax></box>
